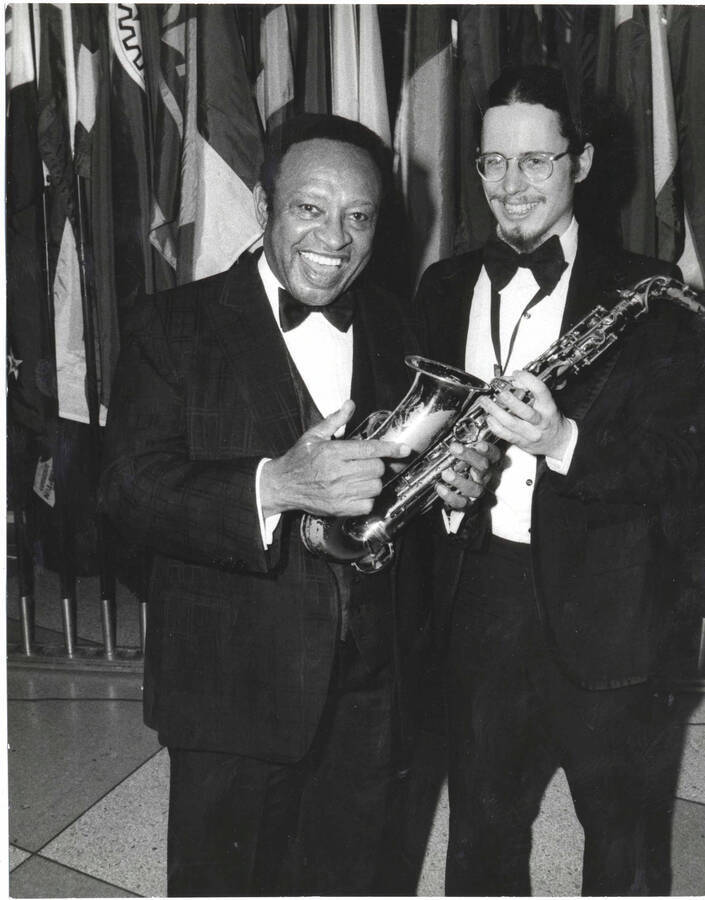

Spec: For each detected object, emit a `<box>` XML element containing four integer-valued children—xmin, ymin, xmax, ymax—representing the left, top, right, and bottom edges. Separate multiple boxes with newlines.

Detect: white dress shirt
<box><xmin>255</xmin><ymin>253</ymin><xmax>354</xmax><ymax>546</ymax></box>
<box><xmin>448</xmin><ymin>218</ymin><xmax>580</xmax><ymax>543</ymax></box>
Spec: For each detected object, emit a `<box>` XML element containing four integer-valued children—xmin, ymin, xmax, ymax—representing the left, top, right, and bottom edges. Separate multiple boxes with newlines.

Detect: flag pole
<box><xmin>75</xmin><ymin>172</ymin><xmax>117</xmax><ymax>659</ymax></box>
<box><xmin>35</xmin><ymin>1</ymin><xmax>79</xmax><ymax>658</ymax></box>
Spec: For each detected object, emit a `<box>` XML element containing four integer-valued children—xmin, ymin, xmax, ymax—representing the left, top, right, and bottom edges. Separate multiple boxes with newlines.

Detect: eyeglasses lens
<box><xmin>476</xmin><ymin>153</ymin><xmax>554</xmax><ymax>183</ymax></box>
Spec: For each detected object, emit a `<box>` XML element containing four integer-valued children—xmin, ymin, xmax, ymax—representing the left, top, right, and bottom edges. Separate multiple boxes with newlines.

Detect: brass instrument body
<box><xmin>301</xmin><ymin>276</ymin><xmax>705</xmax><ymax>572</ymax></box>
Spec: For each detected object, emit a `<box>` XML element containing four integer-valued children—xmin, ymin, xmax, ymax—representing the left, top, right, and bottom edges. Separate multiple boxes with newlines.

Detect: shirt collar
<box><xmin>257</xmin><ymin>251</ymin><xmax>284</xmax><ymax>320</ymax></box>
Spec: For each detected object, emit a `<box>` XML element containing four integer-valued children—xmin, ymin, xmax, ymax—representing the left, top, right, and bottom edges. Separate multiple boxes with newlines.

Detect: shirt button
<box><xmin>526</xmin><ymin>478</ymin><xmax>534</xmax><ymax>486</ymax></box>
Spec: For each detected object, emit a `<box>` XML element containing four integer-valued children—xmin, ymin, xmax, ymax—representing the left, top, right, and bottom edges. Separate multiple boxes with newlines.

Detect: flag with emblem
<box><xmin>108</xmin><ymin>2</ymin><xmax>161</xmax><ymax>303</ymax></box>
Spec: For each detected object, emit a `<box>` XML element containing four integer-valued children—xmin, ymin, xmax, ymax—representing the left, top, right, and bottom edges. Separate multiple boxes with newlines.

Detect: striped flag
<box><xmin>178</xmin><ymin>6</ymin><xmax>264</xmax><ymax>283</ymax></box>
<box><xmin>393</xmin><ymin>5</ymin><xmax>454</xmax><ymax>284</ymax></box>
<box><xmin>255</xmin><ymin>4</ymin><xmax>295</xmax><ymax>131</ymax></box>
<box><xmin>330</xmin><ymin>5</ymin><xmax>390</xmax><ymax>145</ymax></box>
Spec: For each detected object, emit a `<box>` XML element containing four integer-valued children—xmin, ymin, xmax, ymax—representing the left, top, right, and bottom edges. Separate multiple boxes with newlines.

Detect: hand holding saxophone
<box><xmin>436</xmin><ymin>440</ymin><xmax>502</xmax><ymax>509</ymax></box>
<box><xmin>479</xmin><ymin>370</ymin><xmax>573</xmax><ymax>459</ymax></box>
<box><xmin>260</xmin><ymin>399</ymin><xmax>411</xmax><ymax>519</ymax></box>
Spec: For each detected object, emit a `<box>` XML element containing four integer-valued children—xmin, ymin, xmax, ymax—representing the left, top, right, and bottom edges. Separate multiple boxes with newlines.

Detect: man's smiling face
<box><xmin>254</xmin><ymin>138</ymin><xmax>382</xmax><ymax>307</ymax></box>
<box><xmin>480</xmin><ymin>102</ymin><xmax>592</xmax><ymax>252</ymax></box>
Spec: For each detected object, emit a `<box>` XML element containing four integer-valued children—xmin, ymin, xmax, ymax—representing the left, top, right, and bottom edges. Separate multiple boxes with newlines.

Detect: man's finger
<box><xmin>303</xmin><ymin>399</ymin><xmax>356</xmax><ymax>442</ymax></box>
<box><xmin>342</xmin><ymin>438</ymin><xmax>411</xmax><ymax>460</ymax></box>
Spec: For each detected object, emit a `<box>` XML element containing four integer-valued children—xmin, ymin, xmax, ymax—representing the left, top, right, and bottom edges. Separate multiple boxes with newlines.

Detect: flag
<box><xmin>393</xmin><ymin>6</ymin><xmax>455</xmax><ymax>285</ymax></box>
<box><xmin>108</xmin><ymin>3</ymin><xmax>161</xmax><ymax>304</ymax></box>
<box><xmin>255</xmin><ymin>4</ymin><xmax>295</xmax><ymax>131</ymax></box>
<box><xmin>669</xmin><ymin>7</ymin><xmax>705</xmax><ymax>288</ymax></box>
<box><xmin>503</xmin><ymin>5</ymin><xmax>544</xmax><ymax>67</ymax></box>
<box><xmin>330</xmin><ymin>5</ymin><xmax>390</xmax><ymax>145</ymax></box>
<box><xmin>294</xmin><ymin>5</ymin><xmax>329</xmax><ymax>114</ymax></box>
<box><xmin>611</xmin><ymin>6</ymin><xmax>656</xmax><ymax>256</ymax></box>
<box><xmin>179</xmin><ymin>6</ymin><xmax>264</xmax><ymax>283</ymax></box>
<box><xmin>649</xmin><ymin>6</ymin><xmax>684</xmax><ymax>264</ymax></box>
<box><xmin>140</xmin><ymin>4</ymin><xmax>187</xmax><ymax>285</ymax></box>
<box><xmin>6</xmin><ymin>3</ymin><xmax>52</xmax><ymax>445</ymax></box>
<box><xmin>358</xmin><ymin>6</ymin><xmax>391</xmax><ymax>145</ymax></box>
<box><xmin>456</xmin><ymin>5</ymin><xmax>501</xmax><ymax>253</ymax></box>
<box><xmin>36</xmin><ymin>3</ymin><xmax>92</xmax><ymax>426</ymax></box>
<box><xmin>330</xmin><ymin>5</ymin><xmax>357</xmax><ymax>124</ymax></box>
<box><xmin>72</xmin><ymin>4</ymin><xmax>118</xmax><ymax>417</ymax></box>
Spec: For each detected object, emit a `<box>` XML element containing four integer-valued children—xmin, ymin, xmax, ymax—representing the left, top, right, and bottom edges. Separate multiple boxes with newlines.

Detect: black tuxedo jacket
<box><xmin>100</xmin><ymin>252</ymin><xmax>431</xmax><ymax>762</ymax></box>
<box><xmin>415</xmin><ymin>231</ymin><xmax>705</xmax><ymax>688</ymax></box>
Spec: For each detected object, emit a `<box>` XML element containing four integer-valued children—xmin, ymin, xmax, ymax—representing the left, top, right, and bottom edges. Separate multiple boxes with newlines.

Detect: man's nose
<box><xmin>317</xmin><ymin>214</ymin><xmax>351</xmax><ymax>249</ymax></box>
<box><xmin>502</xmin><ymin>158</ymin><xmax>529</xmax><ymax>193</ymax></box>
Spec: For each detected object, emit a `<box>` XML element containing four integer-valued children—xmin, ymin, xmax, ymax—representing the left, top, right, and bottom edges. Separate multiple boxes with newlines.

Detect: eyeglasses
<box><xmin>475</xmin><ymin>151</ymin><xmax>571</xmax><ymax>183</ymax></box>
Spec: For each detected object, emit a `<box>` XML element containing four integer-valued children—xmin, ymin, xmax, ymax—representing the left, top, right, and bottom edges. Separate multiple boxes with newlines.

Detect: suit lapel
<box><xmin>201</xmin><ymin>254</ymin><xmax>303</xmax><ymax>455</ymax></box>
<box><xmin>450</xmin><ymin>255</ymin><xmax>483</xmax><ymax>369</ymax></box>
<box><xmin>350</xmin><ymin>282</ymin><xmax>417</xmax><ymax>431</ymax></box>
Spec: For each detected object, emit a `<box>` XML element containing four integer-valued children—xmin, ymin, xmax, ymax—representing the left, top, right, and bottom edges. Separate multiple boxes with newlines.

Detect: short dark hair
<box><xmin>258</xmin><ymin>113</ymin><xmax>392</xmax><ymax>208</ymax></box>
<box><xmin>486</xmin><ymin>65</ymin><xmax>586</xmax><ymax>156</ymax></box>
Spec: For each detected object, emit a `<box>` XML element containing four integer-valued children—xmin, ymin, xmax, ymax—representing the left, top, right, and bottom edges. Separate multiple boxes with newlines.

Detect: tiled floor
<box><xmin>6</xmin><ymin>567</ymin><xmax>705</xmax><ymax>897</ymax></box>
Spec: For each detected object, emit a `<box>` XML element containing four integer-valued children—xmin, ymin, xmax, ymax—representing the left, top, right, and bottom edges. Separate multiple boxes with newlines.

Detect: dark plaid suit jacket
<box><xmin>100</xmin><ymin>252</ymin><xmax>431</xmax><ymax>762</ymax></box>
<box><xmin>415</xmin><ymin>230</ymin><xmax>705</xmax><ymax>688</ymax></box>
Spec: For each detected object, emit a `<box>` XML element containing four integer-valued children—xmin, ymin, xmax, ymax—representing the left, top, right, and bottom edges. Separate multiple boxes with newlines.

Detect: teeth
<box><xmin>301</xmin><ymin>251</ymin><xmax>342</xmax><ymax>267</ymax></box>
<box><xmin>503</xmin><ymin>202</ymin><xmax>539</xmax><ymax>215</ymax></box>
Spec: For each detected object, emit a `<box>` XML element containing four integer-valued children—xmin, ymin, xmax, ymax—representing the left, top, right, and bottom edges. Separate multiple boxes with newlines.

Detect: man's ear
<box><xmin>573</xmin><ymin>143</ymin><xmax>594</xmax><ymax>184</ymax></box>
<box><xmin>253</xmin><ymin>183</ymin><xmax>269</xmax><ymax>229</ymax></box>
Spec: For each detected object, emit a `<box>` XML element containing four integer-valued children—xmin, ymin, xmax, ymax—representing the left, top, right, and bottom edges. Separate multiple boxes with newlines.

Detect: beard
<box><xmin>497</xmin><ymin>222</ymin><xmax>546</xmax><ymax>253</ymax></box>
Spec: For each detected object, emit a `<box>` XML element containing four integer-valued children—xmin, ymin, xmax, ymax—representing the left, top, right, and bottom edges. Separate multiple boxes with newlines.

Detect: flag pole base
<box><xmin>7</xmin><ymin>643</ymin><xmax>144</xmax><ymax>673</ymax></box>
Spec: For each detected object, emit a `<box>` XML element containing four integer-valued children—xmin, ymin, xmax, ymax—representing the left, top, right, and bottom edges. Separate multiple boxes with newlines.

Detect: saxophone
<box><xmin>300</xmin><ymin>275</ymin><xmax>705</xmax><ymax>573</ymax></box>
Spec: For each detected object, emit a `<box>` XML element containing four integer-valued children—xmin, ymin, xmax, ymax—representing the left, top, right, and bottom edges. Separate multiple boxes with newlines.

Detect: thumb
<box><xmin>303</xmin><ymin>399</ymin><xmax>356</xmax><ymax>442</ymax></box>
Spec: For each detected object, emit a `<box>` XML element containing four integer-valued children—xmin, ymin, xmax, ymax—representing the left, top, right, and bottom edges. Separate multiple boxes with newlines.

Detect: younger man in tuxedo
<box><xmin>415</xmin><ymin>65</ymin><xmax>705</xmax><ymax>895</ymax></box>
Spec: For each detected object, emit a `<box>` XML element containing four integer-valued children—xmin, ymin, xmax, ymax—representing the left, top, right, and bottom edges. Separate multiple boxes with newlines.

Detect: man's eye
<box><xmin>523</xmin><ymin>155</ymin><xmax>546</xmax><ymax>169</ymax></box>
<box><xmin>349</xmin><ymin>211</ymin><xmax>370</xmax><ymax>224</ymax></box>
<box><xmin>298</xmin><ymin>204</ymin><xmax>320</xmax><ymax>217</ymax></box>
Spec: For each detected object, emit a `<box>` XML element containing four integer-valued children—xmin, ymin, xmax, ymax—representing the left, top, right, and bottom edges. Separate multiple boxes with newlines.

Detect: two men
<box><xmin>100</xmin><ymin>114</ymin><xmax>484</xmax><ymax>896</ymax></box>
<box><xmin>416</xmin><ymin>64</ymin><xmax>705</xmax><ymax>895</ymax></box>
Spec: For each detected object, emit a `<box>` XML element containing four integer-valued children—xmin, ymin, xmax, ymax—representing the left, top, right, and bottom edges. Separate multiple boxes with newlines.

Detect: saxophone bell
<box><xmin>300</xmin><ymin>355</ymin><xmax>488</xmax><ymax>571</ymax></box>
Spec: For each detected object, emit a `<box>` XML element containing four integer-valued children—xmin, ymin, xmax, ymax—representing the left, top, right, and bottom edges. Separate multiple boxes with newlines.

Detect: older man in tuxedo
<box><xmin>415</xmin><ymin>66</ymin><xmax>705</xmax><ymax>895</ymax></box>
<box><xmin>100</xmin><ymin>113</ymin><xmax>490</xmax><ymax>897</ymax></box>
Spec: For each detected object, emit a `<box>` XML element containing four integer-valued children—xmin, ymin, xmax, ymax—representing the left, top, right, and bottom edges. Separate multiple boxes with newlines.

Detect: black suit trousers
<box><xmin>166</xmin><ymin>639</ymin><xmax>395</xmax><ymax>897</ymax></box>
<box><xmin>445</xmin><ymin>538</ymin><xmax>680</xmax><ymax>897</ymax></box>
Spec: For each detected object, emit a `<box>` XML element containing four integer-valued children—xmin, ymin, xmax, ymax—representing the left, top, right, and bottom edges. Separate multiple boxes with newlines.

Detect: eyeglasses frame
<box><xmin>475</xmin><ymin>149</ymin><xmax>572</xmax><ymax>183</ymax></box>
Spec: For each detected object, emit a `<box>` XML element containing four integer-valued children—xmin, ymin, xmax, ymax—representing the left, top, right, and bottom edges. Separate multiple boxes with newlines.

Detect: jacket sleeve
<box><xmin>545</xmin><ymin>306</ymin><xmax>705</xmax><ymax>507</ymax></box>
<box><xmin>99</xmin><ymin>300</ymin><xmax>277</xmax><ymax>574</ymax></box>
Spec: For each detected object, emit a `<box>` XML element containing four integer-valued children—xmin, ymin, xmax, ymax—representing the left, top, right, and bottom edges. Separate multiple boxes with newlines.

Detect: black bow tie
<box><xmin>484</xmin><ymin>234</ymin><xmax>568</xmax><ymax>295</ymax></box>
<box><xmin>278</xmin><ymin>288</ymin><xmax>356</xmax><ymax>333</ymax></box>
